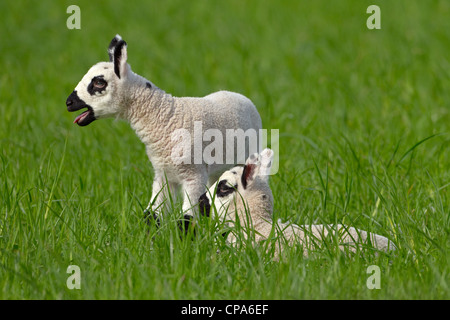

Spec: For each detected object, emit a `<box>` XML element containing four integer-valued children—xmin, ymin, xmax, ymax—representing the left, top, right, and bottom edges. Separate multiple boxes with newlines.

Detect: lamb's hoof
<box><xmin>178</xmin><ymin>214</ymin><xmax>195</xmax><ymax>236</ymax></box>
<box><xmin>144</xmin><ymin>210</ymin><xmax>160</xmax><ymax>227</ymax></box>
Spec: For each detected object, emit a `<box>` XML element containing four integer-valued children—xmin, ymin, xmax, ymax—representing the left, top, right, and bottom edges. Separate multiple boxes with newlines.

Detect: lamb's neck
<box><xmin>253</xmin><ymin>217</ymin><xmax>274</xmax><ymax>239</ymax></box>
<box><xmin>123</xmin><ymin>78</ymin><xmax>176</xmax><ymax>145</ymax></box>
<box><xmin>233</xmin><ymin>203</ymin><xmax>274</xmax><ymax>240</ymax></box>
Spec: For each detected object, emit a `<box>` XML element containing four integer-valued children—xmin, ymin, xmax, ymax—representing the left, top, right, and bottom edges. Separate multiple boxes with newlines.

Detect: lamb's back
<box><xmin>175</xmin><ymin>91</ymin><xmax>261</xmax><ymax>131</ymax></box>
<box><xmin>206</xmin><ymin>91</ymin><xmax>261</xmax><ymax>129</ymax></box>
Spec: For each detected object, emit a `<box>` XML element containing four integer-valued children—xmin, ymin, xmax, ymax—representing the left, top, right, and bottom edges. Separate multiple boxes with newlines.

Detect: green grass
<box><xmin>0</xmin><ymin>0</ymin><xmax>449</xmax><ymax>299</ymax></box>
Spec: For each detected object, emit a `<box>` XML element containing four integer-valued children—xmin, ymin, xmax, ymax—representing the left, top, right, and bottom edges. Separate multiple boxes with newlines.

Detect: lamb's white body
<box><xmin>66</xmin><ymin>35</ymin><xmax>262</xmax><ymax>220</ymax></box>
<box><xmin>127</xmin><ymin>86</ymin><xmax>261</xmax><ymax>216</ymax></box>
<box><xmin>200</xmin><ymin>149</ymin><xmax>396</xmax><ymax>259</ymax></box>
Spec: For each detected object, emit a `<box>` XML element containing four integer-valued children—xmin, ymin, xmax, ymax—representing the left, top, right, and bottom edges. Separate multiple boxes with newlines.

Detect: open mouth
<box><xmin>66</xmin><ymin>91</ymin><xmax>97</xmax><ymax>127</ymax></box>
<box><xmin>72</xmin><ymin>106</ymin><xmax>96</xmax><ymax>126</ymax></box>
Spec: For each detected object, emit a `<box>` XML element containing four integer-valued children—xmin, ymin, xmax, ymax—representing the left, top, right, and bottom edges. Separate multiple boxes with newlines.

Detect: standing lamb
<box><xmin>66</xmin><ymin>35</ymin><xmax>262</xmax><ymax>224</ymax></box>
<box><xmin>199</xmin><ymin>149</ymin><xmax>396</xmax><ymax>259</ymax></box>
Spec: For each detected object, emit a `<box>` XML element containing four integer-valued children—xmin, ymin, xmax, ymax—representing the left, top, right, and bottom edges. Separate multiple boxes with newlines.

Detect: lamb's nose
<box><xmin>66</xmin><ymin>90</ymin><xmax>78</xmax><ymax>110</ymax></box>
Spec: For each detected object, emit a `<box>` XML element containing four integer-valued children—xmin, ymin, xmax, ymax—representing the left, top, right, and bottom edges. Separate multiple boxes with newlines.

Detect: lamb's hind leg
<box><xmin>178</xmin><ymin>171</ymin><xmax>208</xmax><ymax>232</ymax></box>
<box><xmin>298</xmin><ymin>224</ymin><xmax>395</xmax><ymax>254</ymax></box>
<box><xmin>336</xmin><ymin>225</ymin><xmax>396</xmax><ymax>253</ymax></box>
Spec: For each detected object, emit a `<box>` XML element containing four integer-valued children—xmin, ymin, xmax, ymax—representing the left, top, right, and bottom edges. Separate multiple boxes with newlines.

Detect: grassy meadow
<box><xmin>0</xmin><ymin>0</ymin><xmax>449</xmax><ymax>299</ymax></box>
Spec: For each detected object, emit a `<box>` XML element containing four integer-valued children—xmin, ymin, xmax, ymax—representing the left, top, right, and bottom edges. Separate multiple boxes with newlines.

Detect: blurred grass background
<box><xmin>0</xmin><ymin>0</ymin><xmax>448</xmax><ymax>299</ymax></box>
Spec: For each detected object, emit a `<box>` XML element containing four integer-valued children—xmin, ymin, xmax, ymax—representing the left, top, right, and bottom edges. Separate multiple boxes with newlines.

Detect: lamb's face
<box><xmin>66</xmin><ymin>62</ymin><xmax>124</xmax><ymax>126</ymax></box>
<box><xmin>199</xmin><ymin>149</ymin><xmax>274</xmax><ymax>221</ymax></box>
<box><xmin>199</xmin><ymin>166</ymin><xmax>244</xmax><ymax>220</ymax></box>
<box><xmin>66</xmin><ymin>35</ymin><xmax>129</xmax><ymax>126</ymax></box>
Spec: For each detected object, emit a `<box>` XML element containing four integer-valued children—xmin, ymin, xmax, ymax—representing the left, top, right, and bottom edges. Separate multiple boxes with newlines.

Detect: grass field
<box><xmin>0</xmin><ymin>0</ymin><xmax>449</xmax><ymax>300</ymax></box>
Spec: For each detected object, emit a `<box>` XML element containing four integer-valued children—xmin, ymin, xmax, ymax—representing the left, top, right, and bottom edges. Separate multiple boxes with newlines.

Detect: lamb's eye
<box><xmin>94</xmin><ymin>79</ymin><xmax>106</xmax><ymax>88</ymax></box>
<box><xmin>87</xmin><ymin>76</ymin><xmax>108</xmax><ymax>96</ymax></box>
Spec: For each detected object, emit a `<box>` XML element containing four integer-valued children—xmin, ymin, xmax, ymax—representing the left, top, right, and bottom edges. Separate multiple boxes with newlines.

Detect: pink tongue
<box><xmin>74</xmin><ymin>111</ymin><xmax>89</xmax><ymax>124</ymax></box>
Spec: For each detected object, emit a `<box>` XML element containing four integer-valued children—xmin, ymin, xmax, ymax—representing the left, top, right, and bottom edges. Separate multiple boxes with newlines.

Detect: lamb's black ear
<box><xmin>241</xmin><ymin>153</ymin><xmax>260</xmax><ymax>189</ymax></box>
<box><xmin>108</xmin><ymin>34</ymin><xmax>128</xmax><ymax>79</ymax></box>
<box><xmin>108</xmin><ymin>34</ymin><xmax>122</xmax><ymax>62</ymax></box>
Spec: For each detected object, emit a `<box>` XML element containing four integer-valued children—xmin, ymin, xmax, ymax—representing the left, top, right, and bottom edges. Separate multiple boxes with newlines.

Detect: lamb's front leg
<box><xmin>144</xmin><ymin>173</ymin><xmax>177</xmax><ymax>225</ymax></box>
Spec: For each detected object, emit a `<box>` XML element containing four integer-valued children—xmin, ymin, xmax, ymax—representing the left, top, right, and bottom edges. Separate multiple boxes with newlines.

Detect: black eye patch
<box><xmin>216</xmin><ymin>180</ymin><xmax>237</xmax><ymax>198</ymax></box>
<box><xmin>87</xmin><ymin>76</ymin><xmax>108</xmax><ymax>95</ymax></box>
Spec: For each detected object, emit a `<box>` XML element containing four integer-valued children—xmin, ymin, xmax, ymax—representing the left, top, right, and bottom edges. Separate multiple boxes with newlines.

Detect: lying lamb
<box><xmin>199</xmin><ymin>149</ymin><xmax>396</xmax><ymax>258</ymax></box>
<box><xmin>66</xmin><ymin>35</ymin><xmax>262</xmax><ymax>223</ymax></box>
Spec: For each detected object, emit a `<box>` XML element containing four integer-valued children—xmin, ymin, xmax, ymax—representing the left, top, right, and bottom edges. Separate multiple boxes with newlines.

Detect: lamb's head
<box><xmin>199</xmin><ymin>148</ymin><xmax>275</xmax><ymax>222</ymax></box>
<box><xmin>66</xmin><ymin>35</ymin><xmax>134</xmax><ymax>126</ymax></box>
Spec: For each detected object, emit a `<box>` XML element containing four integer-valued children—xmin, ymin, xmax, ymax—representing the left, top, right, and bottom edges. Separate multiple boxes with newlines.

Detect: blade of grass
<box><xmin>396</xmin><ymin>134</ymin><xmax>440</xmax><ymax>166</ymax></box>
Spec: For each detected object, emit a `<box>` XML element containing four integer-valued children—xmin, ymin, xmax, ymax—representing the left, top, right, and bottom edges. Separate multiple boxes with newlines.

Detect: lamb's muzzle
<box><xmin>66</xmin><ymin>90</ymin><xmax>96</xmax><ymax>126</ymax></box>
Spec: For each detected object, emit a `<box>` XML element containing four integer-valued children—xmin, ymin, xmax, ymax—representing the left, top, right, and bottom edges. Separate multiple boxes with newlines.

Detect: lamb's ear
<box><xmin>241</xmin><ymin>153</ymin><xmax>260</xmax><ymax>189</ymax></box>
<box><xmin>108</xmin><ymin>35</ymin><xmax>128</xmax><ymax>79</ymax></box>
<box><xmin>259</xmin><ymin>148</ymin><xmax>274</xmax><ymax>181</ymax></box>
<box><xmin>108</xmin><ymin>34</ymin><xmax>122</xmax><ymax>62</ymax></box>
